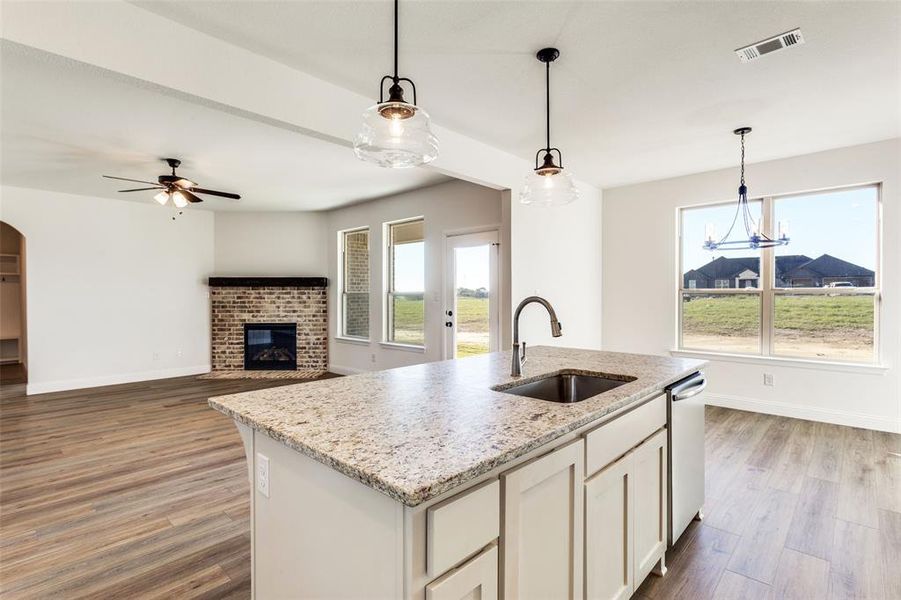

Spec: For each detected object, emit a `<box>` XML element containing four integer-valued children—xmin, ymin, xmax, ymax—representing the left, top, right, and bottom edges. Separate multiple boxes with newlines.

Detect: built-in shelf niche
<box><xmin>0</xmin><ymin>254</ymin><xmax>21</xmax><ymax>276</ymax></box>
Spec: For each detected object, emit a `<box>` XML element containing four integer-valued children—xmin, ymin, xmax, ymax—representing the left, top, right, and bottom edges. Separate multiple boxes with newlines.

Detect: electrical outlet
<box><xmin>763</xmin><ymin>373</ymin><xmax>775</xmax><ymax>386</ymax></box>
<box><xmin>175</xmin><ymin>349</ymin><xmax>183</xmax><ymax>358</ymax></box>
<box><xmin>152</xmin><ymin>352</ymin><xmax>160</xmax><ymax>361</ymax></box>
<box><xmin>256</xmin><ymin>453</ymin><xmax>270</xmax><ymax>498</ymax></box>
<box><xmin>370</xmin><ymin>353</ymin><xmax>376</xmax><ymax>363</ymax></box>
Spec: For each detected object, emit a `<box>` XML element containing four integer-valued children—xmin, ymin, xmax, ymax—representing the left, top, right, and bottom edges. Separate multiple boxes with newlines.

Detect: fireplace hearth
<box><xmin>244</xmin><ymin>323</ymin><xmax>298</xmax><ymax>370</ymax></box>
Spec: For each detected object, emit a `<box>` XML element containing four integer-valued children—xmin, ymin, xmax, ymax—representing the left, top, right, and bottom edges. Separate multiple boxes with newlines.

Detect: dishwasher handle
<box><xmin>669</xmin><ymin>374</ymin><xmax>707</xmax><ymax>401</ymax></box>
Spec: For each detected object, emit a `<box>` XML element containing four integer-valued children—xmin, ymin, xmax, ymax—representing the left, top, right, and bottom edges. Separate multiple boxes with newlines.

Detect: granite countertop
<box><xmin>209</xmin><ymin>347</ymin><xmax>705</xmax><ymax>507</ymax></box>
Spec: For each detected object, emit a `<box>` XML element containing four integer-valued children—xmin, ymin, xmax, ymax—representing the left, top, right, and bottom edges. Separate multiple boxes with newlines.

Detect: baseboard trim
<box><xmin>705</xmin><ymin>392</ymin><xmax>900</xmax><ymax>433</ymax></box>
<box><xmin>328</xmin><ymin>364</ymin><xmax>366</xmax><ymax>376</ymax></box>
<box><xmin>26</xmin><ymin>365</ymin><xmax>212</xmax><ymax>395</ymax></box>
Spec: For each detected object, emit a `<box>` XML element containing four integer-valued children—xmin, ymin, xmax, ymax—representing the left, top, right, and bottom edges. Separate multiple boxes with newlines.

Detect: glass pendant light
<box><xmin>703</xmin><ymin>127</ymin><xmax>790</xmax><ymax>251</ymax></box>
<box><xmin>154</xmin><ymin>191</ymin><xmax>170</xmax><ymax>206</ymax></box>
<box><xmin>353</xmin><ymin>0</ymin><xmax>438</xmax><ymax>168</ymax></box>
<box><xmin>521</xmin><ymin>48</ymin><xmax>579</xmax><ymax>206</ymax></box>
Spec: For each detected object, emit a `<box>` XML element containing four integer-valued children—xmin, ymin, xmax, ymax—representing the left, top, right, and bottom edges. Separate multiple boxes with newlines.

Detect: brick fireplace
<box><xmin>208</xmin><ymin>277</ymin><xmax>328</xmax><ymax>372</ymax></box>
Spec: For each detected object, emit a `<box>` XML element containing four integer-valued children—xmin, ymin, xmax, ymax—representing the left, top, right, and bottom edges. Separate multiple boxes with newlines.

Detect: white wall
<box><xmin>326</xmin><ymin>180</ymin><xmax>505</xmax><ymax>374</ymax></box>
<box><xmin>0</xmin><ymin>186</ymin><xmax>214</xmax><ymax>394</ymax></box>
<box><xmin>510</xmin><ymin>181</ymin><xmax>604</xmax><ymax>351</ymax></box>
<box><xmin>214</xmin><ymin>211</ymin><xmax>327</xmax><ymax>276</ymax></box>
<box><xmin>602</xmin><ymin>139</ymin><xmax>900</xmax><ymax>432</ymax></box>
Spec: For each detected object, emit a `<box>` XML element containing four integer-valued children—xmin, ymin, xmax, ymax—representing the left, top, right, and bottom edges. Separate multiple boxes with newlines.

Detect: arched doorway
<box><xmin>0</xmin><ymin>222</ymin><xmax>27</xmax><ymax>386</ymax></box>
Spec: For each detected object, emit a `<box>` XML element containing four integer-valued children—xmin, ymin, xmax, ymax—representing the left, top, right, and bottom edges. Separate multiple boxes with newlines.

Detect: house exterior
<box><xmin>683</xmin><ymin>254</ymin><xmax>875</xmax><ymax>289</ymax></box>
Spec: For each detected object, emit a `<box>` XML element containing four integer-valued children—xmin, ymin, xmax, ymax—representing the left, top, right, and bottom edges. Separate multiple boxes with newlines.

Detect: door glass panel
<box><xmin>681</xmin><ymin>293</ymin><xmax>760</xmax><ymax>354</ymax></box>
<box><xmin>454</xmin><ymin>244</ymin><xmax>490</xmax><ymax>357</ymax></box>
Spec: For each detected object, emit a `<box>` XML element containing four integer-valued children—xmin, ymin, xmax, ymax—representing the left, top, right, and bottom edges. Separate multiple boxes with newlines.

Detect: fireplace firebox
<box><xmin>243</xmin><ymin>323</ymin><xmax>297</xmax><ymax>370</ymax></box>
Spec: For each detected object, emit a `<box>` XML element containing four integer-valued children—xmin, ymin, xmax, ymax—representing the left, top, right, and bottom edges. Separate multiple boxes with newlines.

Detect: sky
<box><xmin>392</xmin><ymin>241</ymin><xmax>491</xmax><ymax>292</ymax></box>
<box><xmin>682</xmin><ymin>186</ymin><xmax>878</xmax><ymax>273</ymax></box>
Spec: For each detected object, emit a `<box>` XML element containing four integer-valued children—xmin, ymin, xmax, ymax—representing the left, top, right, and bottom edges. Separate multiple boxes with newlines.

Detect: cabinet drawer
<box><xmin>427</xmin><ymin>479</ymin><xmax>499</xmax><ymax>576</ymax></box>
<box><xmin>426</xmin><ymin>544</ymin><xmax>498</xmax><ymax>600</ymax></box>
<box><xmin>585</xmin><ymin>395</ymin><xmax>665</xmax><ymax>477</ymax></box>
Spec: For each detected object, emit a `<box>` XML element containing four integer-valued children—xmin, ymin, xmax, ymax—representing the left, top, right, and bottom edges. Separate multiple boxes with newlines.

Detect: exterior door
<box><xmin>444</xmin><ymin>231</ymin><xmax>499</xmax><ymax>359</ymax></box>
<box><xmin>500</xmin><ymin>439</ymin><xmax>584</xmax><ymax>599</ymax></box>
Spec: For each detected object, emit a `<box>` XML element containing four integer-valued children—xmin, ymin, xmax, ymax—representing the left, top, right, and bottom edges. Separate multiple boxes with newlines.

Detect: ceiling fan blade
<box><xmin>103</xmin><ymin>175</ymin><xmax>160</xmax><ymax>185</ymax></box>
<box><xmin>118</xmin><ymin>187</ymin><xmax>163</xmax><ymax>192</ymax></box>
<box><xmin>190</xmin><ymin>187</ymin><xmax>241</xmax><ymax>200</ymax></box>
<box><xmin>181</xmin><ymin>190</ymin><xmax>204</xmax><ymax>203</ymax></box>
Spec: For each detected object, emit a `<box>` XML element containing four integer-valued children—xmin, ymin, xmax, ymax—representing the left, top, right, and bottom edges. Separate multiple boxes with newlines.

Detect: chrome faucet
<box><xmin>512</xmin><ymin>296</ymin><xmax>562</xmax><ymax>376</ymax></box>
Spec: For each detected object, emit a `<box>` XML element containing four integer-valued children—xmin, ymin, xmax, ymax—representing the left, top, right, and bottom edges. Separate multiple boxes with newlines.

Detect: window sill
<box><xmin>670</xmin><ymin>349</ymin><xmax>888</xmax><ymax>375</ymax></box>
<box><xmin>379</xmin><ymin>341</ymin><xmax>426</xmax><ymax>353</ymax></box>
<box><xmin>335</xmin><ymin>336</ymin><xmax>370</xmax><ymax>347</ymax></box>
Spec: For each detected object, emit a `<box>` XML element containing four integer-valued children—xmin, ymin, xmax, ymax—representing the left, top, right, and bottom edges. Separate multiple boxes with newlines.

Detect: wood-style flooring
<box><xmin>639</xmin><ymin>405</ymin><xmax>901</xmax><ymax>600</ymax></box>
<box><xmin>1</xmin><ymin>377</ymin><xmax>899</xmax><ymax>598</ymax></box>
<box><xmin>0</xmin><ymin>375</ymin><xmax>334</xmax><ymax>599</ymax></box>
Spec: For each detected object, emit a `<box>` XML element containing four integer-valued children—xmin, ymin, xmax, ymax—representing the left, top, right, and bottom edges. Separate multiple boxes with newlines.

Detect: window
<box><xmin>386</xmin><ymin>218</ymin><xmax>425</xmax><ymax>346</ymax></box>
<box><xmin>340</xmin><ymin>228</ymin><xmax>369</xmax><ymax>339</ymax></box>
<box><xmin>679</xmin><ymin>185</ymin><xmax>879</xmax><ymax>363</ymax></box>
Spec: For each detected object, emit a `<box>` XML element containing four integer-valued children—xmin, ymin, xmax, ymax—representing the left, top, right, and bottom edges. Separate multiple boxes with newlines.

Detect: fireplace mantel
<box><xmin>208</xmin><ymin>277</ymin><xmax>328</xmax><ymax>288</ymax></box>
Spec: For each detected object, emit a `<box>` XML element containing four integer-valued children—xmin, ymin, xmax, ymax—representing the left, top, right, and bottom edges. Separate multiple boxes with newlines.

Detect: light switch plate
<box><xmin>256</xmin><ymin>453</ymin><xmax>270</xmax><ymax>498</ymax></box>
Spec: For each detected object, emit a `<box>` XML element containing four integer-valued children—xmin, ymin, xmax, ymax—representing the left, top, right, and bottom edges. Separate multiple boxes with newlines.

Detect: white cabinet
<box><xmin>585</xmin><ymin>428</ymin><xmax>667</xmax><ymax>600</ymax></box>
<box><xmin>426</xmin><ymin>544</ymin><xmax>498</xmax><ymax>600</ymax></box>
<box><xmin>585</xmin><ymin>455</ymin><xmax>633</xmax><ymax>600</ymax></box>
<box><xmin>632</xmin><ymin>428</ymin><xmax>667</xmax><ymax>584</ymax></box>
<box><xmin>501</xmin><ymin>438</ymin><xmax>584</xmax><ymax>599</ymax></box>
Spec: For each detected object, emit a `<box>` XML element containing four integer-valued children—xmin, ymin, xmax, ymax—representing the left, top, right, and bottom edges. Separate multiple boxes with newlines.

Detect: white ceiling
<box><xmin>0</xmin><ymin>42</ymin><xmax>451</xmax><ymax>211</ymax></box>
<box><xmin>134</xmin><ymin>0</ymin><xmax>901</xmax><ymax>188</ymax></box>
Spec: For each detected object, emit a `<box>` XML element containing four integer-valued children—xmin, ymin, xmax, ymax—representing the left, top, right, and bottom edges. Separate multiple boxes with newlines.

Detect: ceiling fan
<box><xmin>103</xmin><ymin>158</ymin><xmax>241</xmax><ymax>208</ymax></box>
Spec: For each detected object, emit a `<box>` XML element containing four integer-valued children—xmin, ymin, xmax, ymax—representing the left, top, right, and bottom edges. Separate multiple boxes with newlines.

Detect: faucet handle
<box><xmin>521</xmin><ymin>341</ymin><xmax>527</xmax><ymax>362</ymax></box>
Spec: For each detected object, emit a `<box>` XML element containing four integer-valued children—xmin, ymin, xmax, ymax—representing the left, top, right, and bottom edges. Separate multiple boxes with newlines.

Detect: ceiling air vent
<box><xmin>735</xmin><ymin>28</ymin><xmax>805</xmax><ymax>63</ymax></box>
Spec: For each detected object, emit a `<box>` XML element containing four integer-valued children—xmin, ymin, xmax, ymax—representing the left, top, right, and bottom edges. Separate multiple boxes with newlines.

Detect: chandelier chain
<box><xmin>740</xmin><ymin>131</ymin><xmax>746</xmax><ymax>187</ymax></box>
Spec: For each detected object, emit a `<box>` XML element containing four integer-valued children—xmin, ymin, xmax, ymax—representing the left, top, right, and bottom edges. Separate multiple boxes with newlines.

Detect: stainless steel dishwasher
<box><xmin>666</xmin><ymin>371</ymin><xmax>707</xmax><ymax>547</ymax></box>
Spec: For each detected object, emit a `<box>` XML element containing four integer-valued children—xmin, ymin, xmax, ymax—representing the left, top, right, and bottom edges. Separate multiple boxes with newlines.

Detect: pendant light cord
<box><xmin>393</xmin><ymin>0</ymin><xmax>399</xmax><ymax>80</ymax></box>
<box><xmin>545</xmin><ymin>60</ymin><xmax>551</xmax><ymax>152</ymax></box>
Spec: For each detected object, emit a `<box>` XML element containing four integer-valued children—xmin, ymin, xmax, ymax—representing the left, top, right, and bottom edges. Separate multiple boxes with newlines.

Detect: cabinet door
<box><xmin>501</xmin><ymin>439</ymin><xmax>584</xmax><ymax>600</ymax></box>
<box><xmin>585</xmin><ymin>455</ymin><xmax>633</xmax><ymax>600</ymax></box>
<box><xmin>632</xmin><ymin>428</ymin><xmax>667</xmax><ymax>585</ymax></box>
<box><xmin>426</xmin><ymin>544</ymin><xmax>498</xmax><ymax>600</ymax></box>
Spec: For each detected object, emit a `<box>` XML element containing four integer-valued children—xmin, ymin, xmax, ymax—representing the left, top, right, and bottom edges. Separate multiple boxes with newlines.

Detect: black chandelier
<box><xmin>704</xmin><ymin>127</ymin><xmax>790</xmax><ymax>251</ymax></box>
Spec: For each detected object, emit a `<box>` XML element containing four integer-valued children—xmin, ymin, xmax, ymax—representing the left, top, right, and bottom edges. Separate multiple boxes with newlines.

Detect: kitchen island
<box><xmin>210</xmin><ymin>346</ymin><xmax>705</xmax><ymax>599</ymax></box>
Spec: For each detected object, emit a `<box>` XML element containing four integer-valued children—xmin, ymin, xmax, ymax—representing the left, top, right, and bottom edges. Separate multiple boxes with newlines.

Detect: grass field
<box><xmin>682</xmin><ymin>293</ymin><xmax>874</xmax><ymax>359</ymax></box>
<box><xmin>393</xmin><ymin>296</ymin><xmax>489</xmax><ymax>356</ymax></box>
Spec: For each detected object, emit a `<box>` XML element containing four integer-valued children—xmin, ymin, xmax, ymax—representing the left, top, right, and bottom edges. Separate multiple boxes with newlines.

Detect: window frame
<box><xmin>384</xmin><ymin>216</ymin><xmax>426</xmax><ymax>348</ymax></box>
<box><xmin>677</xmin><ymin>183</ymin><xmax>882</xmax><ymax>364</ymax></box>
<box><xmin>338</xmin><ymin>226</ymin><xmax>370</xmax><ymax>341</ymax></box>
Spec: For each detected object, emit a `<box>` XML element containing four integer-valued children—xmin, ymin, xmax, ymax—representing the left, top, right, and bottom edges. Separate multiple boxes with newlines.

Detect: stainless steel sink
<box><xmin>497</xmin><ymin>372</ymin><xmax>636</xmax><ymax>404</ymax></box>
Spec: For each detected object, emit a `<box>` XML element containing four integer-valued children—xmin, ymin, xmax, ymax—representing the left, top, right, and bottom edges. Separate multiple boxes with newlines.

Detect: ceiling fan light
<box><xmin>154</xmin><ymin>191</ymin><xmax>170</xmax><ymax>206</ymax></box>
<box><xmin>354</xmin><ymin>102</ymin><xmax>439</xmax><ymax>168</ymax></box>
<box><xmin>520</xmin><ymin>169</ymin><xmax>579</xmax><ymax>207</ymax></box>
<box><xmin>171</xmin><ymin>191</ymin><xmax>189</xmax><ymax>208</ymax></box>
